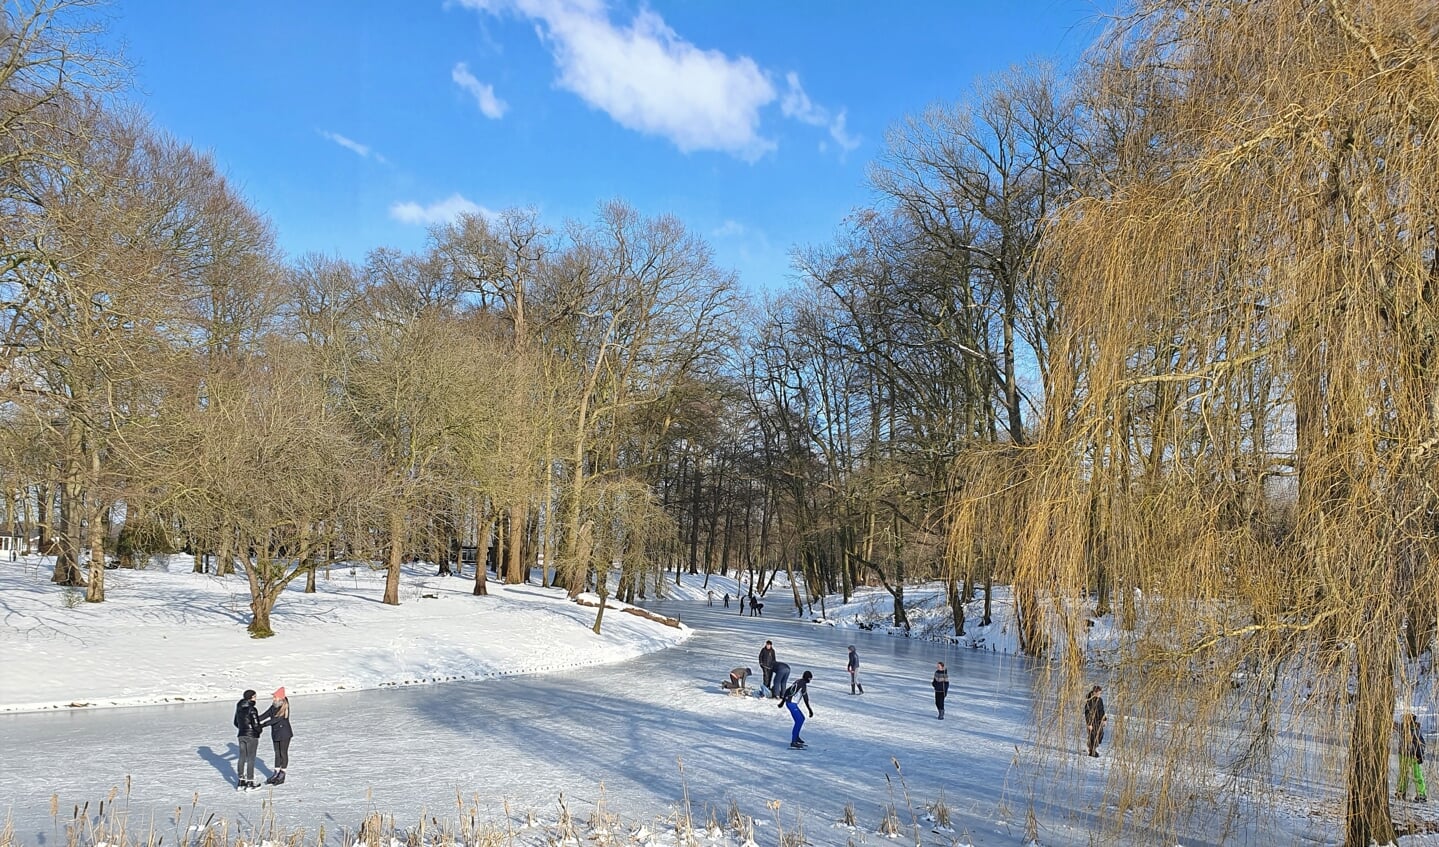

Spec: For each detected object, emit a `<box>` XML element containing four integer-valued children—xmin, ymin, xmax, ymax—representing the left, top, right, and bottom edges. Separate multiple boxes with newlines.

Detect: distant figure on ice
<box><xmin>770</xmin><ymin>660</ymin><xmax>792</xmax><ymax>702</ymax></box>
<box><xmin>723</xmin><ymin>593</ymin><xmax>730</xmax><ymax>608</ymax></box>
<box><xmin>722</xmin><ymin>666</ymin><xmax>753</xmax><ymax>693</ymax></box>
<box><xmin>750</xmin><ymin>596</ymin><xmax>764</xmax><ymax>617</ymax></box>
<box><xmin>759</xmin><ymin>640</ymin><xmax>777</xmax><ymax>695</ymax></box>
<box><xmin>707</xmin><ymin>589</ymin><xmax>715</xmax><ymax>606</ymax></box>
<box><xmin>778</xmin><ymin>670</ymin><xmax>814</xmax><ymax>748</ymax></box>
<box><xmin>932</xmin><ymin>661</ymin><xmax>949</xmax><ymax>720</ymax></box>
<box><xmin>846</xmin><ymin>646</ymin><xmax>863</xmax><ymax>694</ymax></box>
<box><xmin>739</xmin><ymin>595</ymin><xmax>747</xmax><ymax>615</ymax></box>
<box><xmin>233</xmin><ymin>689</ymin><xmax>262</xmax><ymax>789</ymax></box>
<box><xmin>1084</xmin><ymin>685</ymin><xmax>1107</xmax><ymax>757</ymax></box>
<box><xmin>1398</xmin><ymin>712</ymin><xmax>1428</xmax><ymax>802</ymax></box>
<box><xmin>260</xmin><ymin>687</ymin><xmax>293</xmax><ymax>785</ymax></box>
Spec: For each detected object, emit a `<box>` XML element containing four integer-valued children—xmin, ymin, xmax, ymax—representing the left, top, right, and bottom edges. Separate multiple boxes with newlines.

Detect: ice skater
<box><xmin>1084</xmin><ymin>685</ymin><xmax>1107</xmax><ymax>757</ymax></box>
<box><xmin>846</xmin><ymin>645</ymin><xmax>863</xmax><ymax>694</ymax></box>
<box><xmin>260</xmin><ymin>687</ymin><xmax>293</xmax><ymax>785</ymax></box>
<box><xmin>932</xmin><ymin>661</ymin><xmax>949</xmax><ymax>719</ymax></box>
<box><xmin>778</xmin><ymin>670</ymin><xmax>814</xmax><ymax>748</ymax></box>
<box><xmin>233</xmin><ymin>689</ymin><xmax>262</xmax><ymax>789</ymax></box>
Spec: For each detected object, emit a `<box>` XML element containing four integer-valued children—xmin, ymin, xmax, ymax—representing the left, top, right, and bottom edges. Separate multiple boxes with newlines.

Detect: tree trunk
<box><xmin>84</xmin><ymin>476</ymin><xmax>106</xmax><ymax>603</ymax></box>
<box><xmin>505</xmin><ymin>501</ymin><xmax>527</xmax><ymax>584</ymax></box>
<box><xmin>50</xmin><ymin>480</ymin><xmax>85</xmax><ymax>586</ymax></box>
<box><xmin>1343</xmin><ymin>631</ymin><xmax>1396</xmax><ymax>847</ymax></box>
<box><xmin>383</xmin><ymin>505</ymin><xmax>404</xmax><ymax>606</ymax></box>
<box><xmin>248</xmin><ymin>592</ymin><xmax>276</xmax><ymax>638</ymax></box>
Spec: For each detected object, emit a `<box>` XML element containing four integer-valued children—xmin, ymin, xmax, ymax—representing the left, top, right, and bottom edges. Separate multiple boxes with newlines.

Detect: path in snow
<box><xmin>0</xmin><ymin>603</ymin><xmax>1328</xmax><ymax>846</ymax></box>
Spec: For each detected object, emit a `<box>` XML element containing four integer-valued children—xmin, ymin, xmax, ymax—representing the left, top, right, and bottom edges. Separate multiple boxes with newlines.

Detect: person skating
<box><xmin>1397</xmin><ymin>712</ymin><xmax>1428</xmax><ymax>802</ymax></box>
<box><xmin>233</xmin><ymin>689</ymin><xmax>262</xmax><ymax>789</ymax></box>
<box><xmin>739</xmin><ymin>595</ymin><xmax>747</xmax><ymax>615</ymax></box>
<box><xmin>778</xmin><ymin>670</ymin><xmax>814</xmax><ymax>748</ymax></box>
<box><xmin>846</xmin><ymin>646</ymin><xmax>863</xmax><ymax>694</ymax></box>
<box><xmin>1084</xmin><ymin>685</ymin><xmax>1107</xmax><ymax>757</ymax></box>
<box><xmin>259</xmin><ymin>687</ymin><xmax>293</xmax><ymax>785</ymax></box>
<box><xmin>707</xmin><ymin>589</ymin><xmax>715</xmax><ymax>606</ymax></box>
<box><xmin>759</xmin><ymin>640</ymin><xmax>777</xmax><ymax>696</ymax></box>
<box><xmin>770</xmin><ymin>660</ymin><xmax>791</xmax><ymax>703</ymax></box>
<box><xmin>723</xmin><ymin>593</ymin><xmax>730</xmax><ymax>608</ymax></box>
<box><xmin>932</xmin><ymin>661</ymin><xmax>949</xmax><ymax>719</ymax></box>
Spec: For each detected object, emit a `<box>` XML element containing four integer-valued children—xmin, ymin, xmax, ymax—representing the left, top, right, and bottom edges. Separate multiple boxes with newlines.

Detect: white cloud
<box><xmin>389</xmin><ymin>193</ymin><xmax>495</xmax><ymax>225</ymax></box>
<box><xmin>320</xmin><ymin>130</ymin><xmax>387</xmax><ymax>162</ymax></box>
<box><xmin>711</xmin><ymin>219</ymin><xmax>746</xmax><ymax>238</ymax></box>
<box><xmin>455</xmin><ymin>0</ymin><xmax>776</xmax><ymax>159</ymax></box>
<box><xmin>780</xmin><ymin>72</ymin><xmax>860</xmax><ymax>153</ymax></box>
<box><xmin>452</xmin><ymin>62</ymin><xmax>509</xmax><ymax>119</ymax></box>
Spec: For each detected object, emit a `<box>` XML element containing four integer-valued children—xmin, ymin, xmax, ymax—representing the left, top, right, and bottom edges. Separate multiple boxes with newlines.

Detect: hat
<box><xmin>243</xmin><ymin>689</ymin><xmax>256</xmax><ymax>699</ymax></box>
<box><xmin>272</xmin><ymin>686</ymin><xmax>286</xmax><ymax>700</ymax></box>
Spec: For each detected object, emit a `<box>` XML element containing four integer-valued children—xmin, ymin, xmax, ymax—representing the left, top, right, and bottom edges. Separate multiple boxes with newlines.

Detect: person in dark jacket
<box><xmin>778</xmin><ymin>671</ymin><xmax>814</xmax><ymax>748</ymax></box>
<box><xmin>770</xmin><ymin>659</ymin><xmax>791</xmax><ymax>703</ymax></box>
<box><xmin>259</xmin><ymin>687</ymin><xmax>293</xmax><ymax>785</ymax></box>
<box><xmin>846</xmin><ymin>646</ymin><xmax>863</xmax><ymax>695</ymax></box>
<box><xmin>932</xmin><ymin>661</ymin><xmax>950</xmax><ymax>720</ymax></box>
<box><xmin>759</xmin><ymin>640</ymin><xmax>777</xmax><ymax>696</ymax></box>
<box><xmin>233</xmin><ymin>689</ymin><xmax>262</xmax><ymax>789</ymax></box>
<box><xmin>1084</xmin><ymin>685</ymin><xmax>1107</xmax><ymax>757</ymax></box>
<box><xmin>1398</xmin><ymin>712</ymin><xmax>1428</xmax><ymax>802</ymax></box>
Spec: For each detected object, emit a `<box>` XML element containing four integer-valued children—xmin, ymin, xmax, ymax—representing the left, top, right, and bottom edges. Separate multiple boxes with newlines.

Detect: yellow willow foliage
<box><xmin>950</xmin><ymin>1</ymin><xmax>1439</xmax><ymax>843</ymax></box>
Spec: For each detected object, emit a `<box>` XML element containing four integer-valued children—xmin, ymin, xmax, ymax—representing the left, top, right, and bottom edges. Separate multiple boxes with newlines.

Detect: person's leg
<box><xmin>1415</xmin><ymin>760</ymin><xmax>1428</xmax><ymax>800</ymax></box>
<box><xmin>276</xmin><ymin>738</ymin><xmax>290</xmax><ymax>770</ymax></box>
<box><xmin>787</xmin><ymin>702</ymin><xmax>804</xmax><ymax>745</ymax></box>
<box><xmin>238</xmin><ymin>737</ymin><xmax>258</xmax><ymax>783</ymax></box>
<box><xmin>1400</xmin><ymin>755</ymin><xmax>1413</xmax><ymax>797</ymax></box>
<box><xmin>936</xmin><ymin>691</ymin><xmax>945</xmax><ymax>718</ymax></box>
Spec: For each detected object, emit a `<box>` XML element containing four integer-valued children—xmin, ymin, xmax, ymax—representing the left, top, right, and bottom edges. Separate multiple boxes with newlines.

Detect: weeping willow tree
<box><xmin>949</xmin><ymin>1</ymin><xmax>1439</xmax><ymax>844</ymax></box>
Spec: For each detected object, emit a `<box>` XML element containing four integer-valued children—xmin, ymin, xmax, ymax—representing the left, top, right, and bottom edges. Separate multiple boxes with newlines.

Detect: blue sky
<box><xmin>104</xmin><ymin>1</ymin><xmax>1107</xmax><ymax>292</ymax></box>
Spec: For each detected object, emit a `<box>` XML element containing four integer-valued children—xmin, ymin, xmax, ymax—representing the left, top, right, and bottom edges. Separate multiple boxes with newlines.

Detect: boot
<box><xmin>858</xmin><ymin>684</ymin><xmax>864</xmax><ymax>694</ymax></box>
<box><xmin>850</xmin><ymin>684</ymin><xmax>856</xmax><ymax>695</ymax></box>
<box><xmin>938</xmin><ymin>710</ymin><xmax>944</xmax><ymax>720</ymax></box>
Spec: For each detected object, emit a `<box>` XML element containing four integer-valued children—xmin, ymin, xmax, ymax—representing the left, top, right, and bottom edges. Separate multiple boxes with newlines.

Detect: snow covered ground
<box><xmin>4</xmin><ymin>564</ymin><xmax>1439</xmax><ymax>847</ymax></box>
<box><xmin>0</xmin><ymin>555</ymin><xmax>688</xmax><ymax>712</ymax></box>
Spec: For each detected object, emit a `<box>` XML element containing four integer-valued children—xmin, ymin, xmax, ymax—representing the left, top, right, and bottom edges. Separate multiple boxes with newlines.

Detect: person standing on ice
<box><xmin>778</xmin><ymin>670</ymin><xmax>814</xmax><ymax>748</ymax></box>
<box><xmin>932</xmin><ymin>661</ymin><xmax>949</xmax><ymax>719</ymax></box>
<box><xmin>707</xmin><ymin>589</ymin><xmax>715</xmax><ymax>606</ymax></box>
<box><xmin>846</xmin><ymin>646</ymin><xmax>863</xmax><ymax>694</ymax></box>
<box><xmin>1084</xmin><ymin>685</ymin><xmax>1107</xmax><ymax>757</ymax></box>
<box><xmin>1397</xmin><ymin>712</ymin><xmax>1428</xmax><ymax>802</ymax></box>
<box><xmin>260</xmin><ymin>687</ymin><xmax>293</xmax><ymax>785</ymax></box>
<box><xmin>233</xmin><ymin>689</ymin><xmax>262</xmax><ymax>789</ymax></box>
<box><xmin>759</xmin><ymin>640</ymin><xmax>777</xmax><ymax>696</ymax></box>
<box><xmin>723</xmin><ymin>592</ymin><xmax>730</xmax><ymax>608</ymax></box>
<box><xmin>739</xmin><ymin>595</ymin><xmax>747</xmax><ymax>615</ymax></box>
<box><xmin>770</xmin><ymin>659</ymin><xmax>791</xmax><ymax>702</ymax></box>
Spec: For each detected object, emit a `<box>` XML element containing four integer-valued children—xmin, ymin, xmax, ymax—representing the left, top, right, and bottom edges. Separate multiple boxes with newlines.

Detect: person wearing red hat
<box><xmin>260</xmin><ymin>687</ymin><xmax>293</xmax><ymax>785</ymax></box>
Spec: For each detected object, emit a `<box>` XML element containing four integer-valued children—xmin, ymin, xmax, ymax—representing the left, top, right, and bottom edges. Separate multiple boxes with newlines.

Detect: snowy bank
<box><xmin>0</xmin><ymin>556</ymin><xmax>689</xmax><ymax>713</ymax></box>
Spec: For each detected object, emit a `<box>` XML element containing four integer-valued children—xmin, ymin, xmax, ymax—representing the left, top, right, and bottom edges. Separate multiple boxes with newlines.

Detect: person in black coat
<box><xmin>233</xmin><ymin>689</ymin><xmax>262</xmax><ymax>789</ymax></box>
<box><xmin>932</xmin><ymin>661</ymin><xmax>950</xmax><ymax>720</ymax></box>
<box><xmin>259</xmin><ymin>687</ymin><xmax>294</xmax><ymax>785</ymax></box>
<box><xmin>1084</xmin><ymin>685</ymin><xmax>1107</xmax><ymax>757</ymax></box>
<box><xmin>759</xmin><ymin>640</ymin><xmax>777</xmax><ymax>696</ymax></box>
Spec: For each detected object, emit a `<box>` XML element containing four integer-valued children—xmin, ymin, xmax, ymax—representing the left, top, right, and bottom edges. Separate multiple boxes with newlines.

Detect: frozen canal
<box><xmin>0</xmin><ymin>601</ymin><xmax>1320</xmax><ymax>846</ymax></box>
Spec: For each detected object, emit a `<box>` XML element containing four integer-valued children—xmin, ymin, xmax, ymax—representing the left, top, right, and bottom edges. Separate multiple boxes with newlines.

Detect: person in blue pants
<box><xmin>778</xmin><ymin>671</ymin><xmax>814</xmax><ymax>748</ymax></box>
<box><xmin>770</xmin><ymin>660</ymin><xmax>791</xmax><ymax>701</ymax></box>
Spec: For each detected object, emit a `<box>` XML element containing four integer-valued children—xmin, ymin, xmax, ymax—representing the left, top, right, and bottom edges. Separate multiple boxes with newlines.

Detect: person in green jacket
<box><xmin>1398</xmin><ymin>712</ymin><xmax>1428</xmax><ymax>802</ymax></box>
